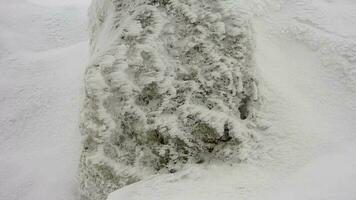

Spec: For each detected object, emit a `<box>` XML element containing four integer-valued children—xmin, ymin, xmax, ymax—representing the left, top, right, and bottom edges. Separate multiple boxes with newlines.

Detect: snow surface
<box><xmin>1</xmin><ymin>0</ymin><xmax>356</xmax><ymax>200</ymax></box>
<box><xmin>0</xmin><ymin>0</ymin><xmax>90</xmax><ymax>200</ymax></box>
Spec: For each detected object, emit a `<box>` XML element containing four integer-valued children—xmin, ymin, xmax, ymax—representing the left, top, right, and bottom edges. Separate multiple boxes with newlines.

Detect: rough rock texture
<box><xmin>79</xmin><ymin>0</ymin><xmax>261</xmax><ymax>199</ymax></box>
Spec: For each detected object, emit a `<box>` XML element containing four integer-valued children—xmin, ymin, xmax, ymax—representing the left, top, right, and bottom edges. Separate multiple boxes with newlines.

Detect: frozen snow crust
<box><xmin>79</xmin><ymin>0</ymin><xmax>260</xmax><ymax>199</ymax></box>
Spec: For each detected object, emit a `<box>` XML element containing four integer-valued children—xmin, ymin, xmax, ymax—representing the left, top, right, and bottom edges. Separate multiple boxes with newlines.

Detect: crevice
<box><xmin>238</xmin><ymin>96</ymin><xmax>250</xmax><ymax>120</ymax></box>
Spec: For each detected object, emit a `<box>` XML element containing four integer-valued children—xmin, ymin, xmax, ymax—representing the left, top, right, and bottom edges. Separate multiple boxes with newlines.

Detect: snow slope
<box><xmin>0</xmin><ymin>0</ymin><xmax>90</xmax><ymax>200</ymax></box>
<box><xmin>108</xmin><ymin>0</ymin><xmax>356</xmax><ymax>199</ymax></box>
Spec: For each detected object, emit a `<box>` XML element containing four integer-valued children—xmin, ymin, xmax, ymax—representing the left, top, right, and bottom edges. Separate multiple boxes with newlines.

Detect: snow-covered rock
<box><xmin>79</xmin><ymin>0</ymin><xmax>262</xmax><ymax>199</ymax></box>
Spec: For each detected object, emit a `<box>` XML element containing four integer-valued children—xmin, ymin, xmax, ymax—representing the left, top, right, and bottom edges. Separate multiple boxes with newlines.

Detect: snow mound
<box><xmin>79</xmin><ymin>0</ymin><xmax>262</xmax><ymax>199</ymax></box>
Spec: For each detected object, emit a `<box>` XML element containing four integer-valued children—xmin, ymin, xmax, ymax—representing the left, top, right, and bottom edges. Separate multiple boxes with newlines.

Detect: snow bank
<box><xmin>79</xmin><ymin>0</ymin><xmax>263</xmax><ymax>199</ymax></box>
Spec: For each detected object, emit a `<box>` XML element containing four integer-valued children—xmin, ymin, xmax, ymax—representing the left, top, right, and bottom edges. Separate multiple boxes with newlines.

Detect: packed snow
<box><xmin>1</xmin><ymin>0</ymin><xmax>356</xmax><ymax>200</ymax></box>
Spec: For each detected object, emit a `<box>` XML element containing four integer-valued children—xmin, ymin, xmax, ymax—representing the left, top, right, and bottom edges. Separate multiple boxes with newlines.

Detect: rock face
<box><xmin>79</xmin><ymin>0</ymin><xmax>260</xmax><ymax>199</ymax></box>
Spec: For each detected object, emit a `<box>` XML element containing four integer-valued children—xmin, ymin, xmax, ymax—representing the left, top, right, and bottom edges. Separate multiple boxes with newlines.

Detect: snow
<box><xmin>108</xmin><ymin>142</ymin><xmax>356</xmax><ymax>200</ymax></box>
<box><xmin>263</xmin><ymin>143</ymin><xmax>356</xmax><ymax>200</ymax></box>
<box><xmin>27</xmin><ymin>0</ymin><xmax>90</xmax><ymax>8</ymax></box>
<box><xmin>0</xmin><ymin>0</ymin><xmax>89</xmax><ymax>200</ymax></box>
<box><xmin>1</xmin><ymin>0</ymin><xmax>356</xmax><ymax>200</ymax></box>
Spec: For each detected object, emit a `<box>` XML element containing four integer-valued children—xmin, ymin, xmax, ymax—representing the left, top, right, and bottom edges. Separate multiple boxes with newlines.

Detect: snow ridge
<box><xmin>79</xmin><ymin>0</ymin><xmax>261</xmax><ymax>199</ymax></box>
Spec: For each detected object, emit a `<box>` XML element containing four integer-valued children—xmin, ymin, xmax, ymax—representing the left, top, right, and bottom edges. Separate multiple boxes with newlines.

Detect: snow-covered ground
<box><xmin>1</xmin><ymin>0</ymin><xmax>356</xmax><ymax>200</ymax></box>
<box><xmin>0</xmin><ymin>0</ymin><xmax>90</xmax><ymax>200</ymax></box>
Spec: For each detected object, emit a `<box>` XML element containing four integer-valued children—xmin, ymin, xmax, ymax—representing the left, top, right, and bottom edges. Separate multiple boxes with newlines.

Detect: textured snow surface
<box><xmin>0</xmin><ymin>0</ymin><xmax>90</xmax><ymax>200</ymax></box>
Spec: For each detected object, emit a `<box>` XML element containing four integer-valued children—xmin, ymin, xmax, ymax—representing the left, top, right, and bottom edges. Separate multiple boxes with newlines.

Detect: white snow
<box><xmin>1</xmin><ymin>0</ymin><xmax>356</xmax><ymax>200</ymax></box>
<box><xmin>27</xmin><ymin>0</ymin><xmax>90</xmax><ymax>8</ymax></box>
<box><xmin>263</xmin><ymin>143</ymin><xmax>356</xmax><ymax>200</ymax></box>
<box><xmin>0</xmin><ymin>0</ymin><xmax>90</xmax><ymax>200</ymax></box>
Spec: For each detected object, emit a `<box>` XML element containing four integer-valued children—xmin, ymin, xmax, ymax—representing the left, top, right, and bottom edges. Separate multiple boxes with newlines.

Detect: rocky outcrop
<box><xmin>79</xmin><ymin>0</ymin><xmax>260</xmax><ymax>199</ymax></box>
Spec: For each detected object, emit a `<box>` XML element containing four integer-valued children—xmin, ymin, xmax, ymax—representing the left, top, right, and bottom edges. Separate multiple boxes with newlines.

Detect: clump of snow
<box><xmin>79</xmin><ymin>0</ymin><xmax>262</xmax><ymax>199</ymax></box>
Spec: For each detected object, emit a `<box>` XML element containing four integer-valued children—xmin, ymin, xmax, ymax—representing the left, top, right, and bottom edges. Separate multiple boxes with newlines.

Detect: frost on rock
<box><xmin>79</xmin><ymin>0</ymin><xmax>261</xmax><ymax>199</ymax></box>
